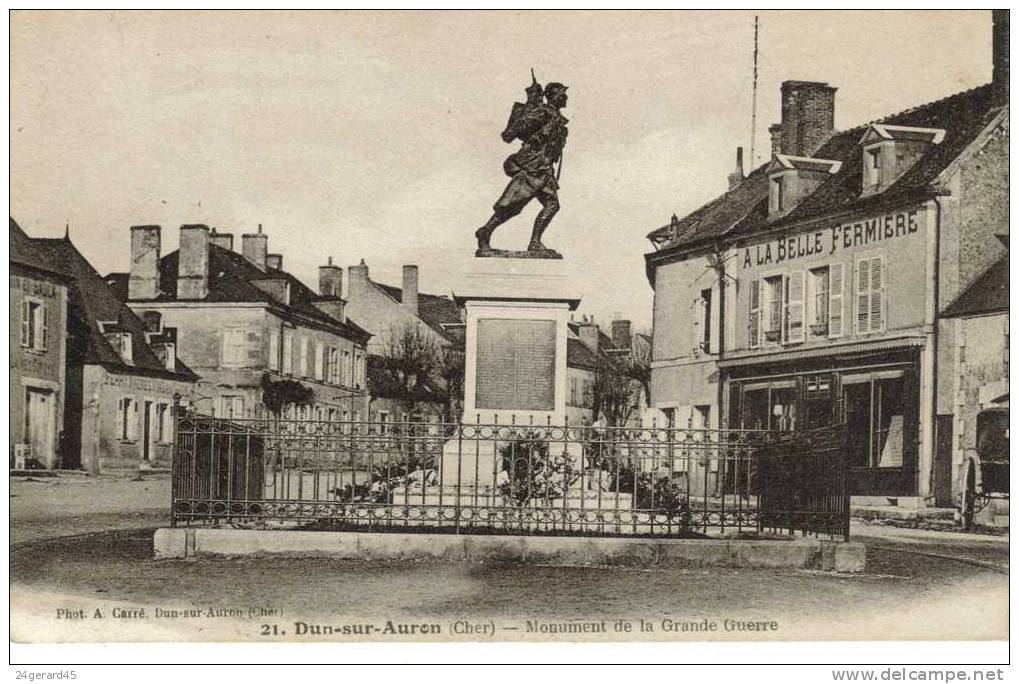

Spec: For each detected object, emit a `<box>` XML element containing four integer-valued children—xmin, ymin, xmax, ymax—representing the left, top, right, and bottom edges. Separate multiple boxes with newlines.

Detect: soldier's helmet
<box><xmin>545</xmin><ymin>82</ymin><xmax>568</xmax><ymax>97</ymax></box>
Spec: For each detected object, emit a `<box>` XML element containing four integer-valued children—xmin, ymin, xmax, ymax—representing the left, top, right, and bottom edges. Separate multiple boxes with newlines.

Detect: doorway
<box><xmin>24</xmin><ymin>388</ymin><xmax>55</xmax><ymax>468</ymax></box>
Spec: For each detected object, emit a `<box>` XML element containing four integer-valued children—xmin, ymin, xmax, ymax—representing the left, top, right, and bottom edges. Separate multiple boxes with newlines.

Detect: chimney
<box><xmin>727</xmin><ymin>147</ymin><xmax>745</xmax><ymax>190</ymax></box>
<box><xmin>611</xmin><ymin>319</ymin><xmax>632</xmax><ymax>351</ymax></box>
<box><xmin>993</xmin><ymin>10</ymin><xmax>1009</xmax><ymax>107</ymax></box>
<box><xmin>780</xmin><ymin>81</ymin><xmax>837</xmax><ymax>157</ymax></box>
<box><xmin>128</xmin><ymin>225</ymin><xmax>161</xmax><ymax>300</ymax></box>
<box><xmin>319</xmin><ymin>256</ymin><xmax>343</xmax><ymax>297</ymax></box>
<box><xmin>177</xmin><ymin>224</ymin><xmax>210</xmax><ymax>300</ymax></box>
<box><xmin>347</xmin><ymin>258</ymin><xmax>370</xmax><ymax>305</ymax></box>
<box><xmin>576</xmin><ymin>317</ymin><xmax>599</xmax><ymax>352</ymax></box>
<box><xmin>266</xmin><ymin>253</ymin><xmax>283</xmax><ymax>271</ymax></box>
<box><xmin>209</xmin><ymin>229</ymin><xmax>233</xmax><ymax>251</ymax></box>
<box><xmin>242</xmin><ymin>223</ymin><xmax>268</xmax><ymax>271</ymax></box>
<box><xmin>402</xmin><ymin>265</ymin><xmax>419</xmax><ymax>315</ymax></box>
<box><xmin>769</xmin><ymin>123</ymin><xmax>783</xmax><ymax>156</ymax></box>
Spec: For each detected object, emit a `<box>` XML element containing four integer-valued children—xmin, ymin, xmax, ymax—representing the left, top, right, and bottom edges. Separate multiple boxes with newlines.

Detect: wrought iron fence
<box><xmin>170</xmin><ymin>402</ymin><xmax>849</xmax><ymax>540</ymax></box>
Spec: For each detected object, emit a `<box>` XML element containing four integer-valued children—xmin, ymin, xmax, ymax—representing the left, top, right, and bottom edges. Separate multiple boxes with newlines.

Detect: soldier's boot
<box><xmin>527</xmin><ymin>200</ymin><xmax>559</xmax><ymax>251</ymax></box>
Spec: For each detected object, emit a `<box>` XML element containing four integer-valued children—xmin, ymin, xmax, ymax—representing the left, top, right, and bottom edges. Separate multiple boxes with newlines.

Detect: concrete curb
<box><xmin>154</xmin><ymin>528</ymin><xmax>866</xmax><ymax>572</ymax></box>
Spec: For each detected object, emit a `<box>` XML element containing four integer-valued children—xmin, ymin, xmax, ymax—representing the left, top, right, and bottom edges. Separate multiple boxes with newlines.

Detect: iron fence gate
<box><xmin>170</xmin><ymin>401</ymin><xmax>849</xmax><ymax>540</ymax></box>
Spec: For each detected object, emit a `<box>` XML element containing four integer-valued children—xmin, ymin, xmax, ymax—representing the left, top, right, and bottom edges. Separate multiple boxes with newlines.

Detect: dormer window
<box><xmin>115</xmin><ymin>333</ymin><xmax>133</xmax><ymax>363</ymax></box>
<box><xmin>859</xmin><ymin>124</ymin><xmax>945</xmax><ymax>196</ymax></box>
<box><xmin>767</xmin><ymin>154</ymin><xmax>841</xmax><ymax>219</ymax></box>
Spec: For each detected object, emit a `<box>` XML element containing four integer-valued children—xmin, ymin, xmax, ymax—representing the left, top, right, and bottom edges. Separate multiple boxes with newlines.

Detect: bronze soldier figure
<box><xmin>475</xmin><ymin>80</ymin><xmax>569</xmax><ymax>256</ymax></box>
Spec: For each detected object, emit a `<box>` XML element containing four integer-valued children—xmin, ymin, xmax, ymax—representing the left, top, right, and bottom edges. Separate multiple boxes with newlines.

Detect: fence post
<box><xmin>170</xmin><ymin>393</ymin><xmax>181</xmax><ymax>528</ymax></box>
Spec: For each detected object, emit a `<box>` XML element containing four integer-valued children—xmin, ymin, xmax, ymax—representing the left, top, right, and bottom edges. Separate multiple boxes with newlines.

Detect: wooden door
<box><xmin>25</xmin><ymin>388</ymin><xmax>54</xmax><ymax>468</ymax></box>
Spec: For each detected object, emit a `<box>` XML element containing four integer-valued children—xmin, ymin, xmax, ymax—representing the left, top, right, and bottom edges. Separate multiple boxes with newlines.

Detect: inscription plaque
<box><xmin>476</xmin><ymin>318</ymin><xmax>556</xmax><ymax>411</ymax></box>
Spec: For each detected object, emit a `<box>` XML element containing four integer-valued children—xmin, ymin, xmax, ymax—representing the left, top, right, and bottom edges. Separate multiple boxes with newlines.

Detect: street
<box><xmin>9</xmin><ymin>474</ymin><xmax>1008</xmax><ymax>642</ymax></box>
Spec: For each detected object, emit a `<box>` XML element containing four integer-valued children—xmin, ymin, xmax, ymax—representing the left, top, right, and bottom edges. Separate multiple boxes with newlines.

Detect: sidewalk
<box><xmin>10</xmin><ymin>473</ymin><xmax>171</xmax><ymax>544</ymax></box>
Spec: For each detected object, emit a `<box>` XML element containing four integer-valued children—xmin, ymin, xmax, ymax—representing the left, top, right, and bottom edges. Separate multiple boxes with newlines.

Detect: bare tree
<box><xmin>623</xmin><ymin>339</ymin><xmax>652</xmax><ymax>406</ymax></box>
<box><xmin>593</xmin><ymin>358</ymin><xmax>640</xmax><ymax>428</ymax></box>
<box><xmin>378</xmin><ymin>322</ymin><xmax>441</xmax><ymax>413</ymax></box>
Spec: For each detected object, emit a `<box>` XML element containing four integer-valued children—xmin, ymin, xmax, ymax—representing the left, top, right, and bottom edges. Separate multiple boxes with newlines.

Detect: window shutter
<box><xmin>691</xmin><ymin>296</ymin><xmax>702</xmax><ymax>352</ymax></box>
<box><xmin>129</xmin><ymin>400</ymin><xmax>139</xmax><ymax>440</ymax></box>
<box><xmin>829</xmin><ymin>263</ymin><xmax>844</xmax><ymax>338</ymax></box>
<box><xmin>299</xmin><ymin>337</ymin><xmax>309</xmax><ymax>377</ymax></box>
<box><xmin>856</xmin><ymin>259</ymin><xmax>871</xmax><ymax>334</ymax></box>
<box><xmin>315</xmin><ymin>342</ymin><xmax>325</xmax><ymax>380</ymax></box>
<box><xmin>117</xmin><ymin>399</ymin><xmax>125</xmax><ymax>439</ymax></box>
<box><xmin>869</xmin><ymin>257</ymin><xmax>884</xmax><ymax>332</ymax></box>
<box><xmin>786</xmin><ymin>270</ymin><xmax>805</xmax><ymax>343</ymax></box>
<box><xmin>40</xmin><ymin>305</ymin><xmax>48</xmax><ymax>350</ymax></box>
<box><xmin>748</xmin><ymin>280</ymin><xmax>761</xmax><ymax>349</ymax></box>
<box><xmin>268</xmin><ymin>333</ymin><xmax>279</xmax><ymax>371</ymax></box>
<box><xmin>20</xmin><ymin>301</ymin><xmax>30</xmax><ymax>347</ymax></box>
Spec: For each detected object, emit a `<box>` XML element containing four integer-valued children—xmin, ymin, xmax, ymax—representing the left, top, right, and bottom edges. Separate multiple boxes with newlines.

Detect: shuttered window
<box><xmin>314</xmin><ymin>341</ymin><xmax>325</xmax><ymax>380</ymax></box>
<box><xmin>829</xmin><ymin>263</ymin><xmax>845</xmax><ymax>338</ymax></box>
<box><xmin>221</xmin><ymin>329</ymin><xmax>246</xmax><ymax>367</ymax></box>
<box><xmin>748</xmin><ymin>280</ymin><xmax>761</xmax><ymax>349</ymax></box>
<box><xmin>268</xmin><ymin>332</ymin><xmax>279</xmax><ymax>371</ymax></box>
<box><xmin>282</xmin><ymin>332</ymin><xmax>294</xmax><ymax>374</ymax></box>
<box><xmin>20</xmin><ymin>300</ymin><xmax>47</xmax><ymax>351</ymax></box>
<box><xmin>299</xmin><ymin>337</ymin><xmax>309</xmax><ymax>377</ymax></box>
<box><xmin>855</xmin><ymin>256</ymin><xmax>884</xmax><ymax>334</ymax></box>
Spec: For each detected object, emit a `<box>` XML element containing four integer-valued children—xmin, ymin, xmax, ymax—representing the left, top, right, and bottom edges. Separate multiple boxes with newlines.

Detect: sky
<box><xmin>10</xmin><ymin>10</ymin><xmax>993</xmax><ymax>331</ymax></box>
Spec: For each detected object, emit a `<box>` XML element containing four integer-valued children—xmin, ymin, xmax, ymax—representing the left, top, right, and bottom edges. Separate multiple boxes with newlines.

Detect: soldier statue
<box><xmin>475</xmin><ymin>75</ymin><xmax>569</xmax><ymax>257</ymax></box>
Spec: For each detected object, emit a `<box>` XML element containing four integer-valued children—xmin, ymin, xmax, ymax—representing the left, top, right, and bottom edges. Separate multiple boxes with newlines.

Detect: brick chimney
<box><xmin>769</xmin><ymin>123</ymin><xmax>783</xmax><ymax>156</ymax></box>
<box><xmin>209</xmin><ymin>229</ymin><xmax>233</xmax><ymax>251</ymax></box>
<box><xmin>177</xmin><ymin>224</ymin><xmax>210</xmax><ymax>300</ymax></box>
<box><xmin>242</xmin><ymin>223</ymin><xmax>267</xmax><ymax>271</ymax></box>
<box><xmin>128</xmin><ymin>225</ymin><xmax>161</xmax><ymax>300</ymax></box>
<box><xmin>319</xmin><ymin>256</ymin><xmax>343</xmax><ymax>297</ymax></box>
<box><xmin>993</xmin><ymin>10</ymin><xmax>1009</xmax><ymax>107</ymax></box>
<box><xmin>727</xmin><ymin>147</ymin><xmax>745</xmax><ymax>190</ymax></box>
<box><xmin>402</xmin><ymin>265</ymin><xmax>419</xmax><ymax>315</ymax></box>
<box><xmin>780</xmin><ymin>81</ymin><xmax>837</xmax><ymax>156</ymax></box>
<box><xmin>611</xmin><ymin>319</ymin><xmax>632</xmax><ymax>351</ymax></box>
<box><xmin>266</xmin><ymin>253</ymin><xmax>282</xmax><ymax>271</ymax></box>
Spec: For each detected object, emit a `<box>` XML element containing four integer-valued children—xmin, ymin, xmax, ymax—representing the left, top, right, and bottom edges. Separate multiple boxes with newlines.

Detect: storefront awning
<box><xmin>718</xmin><ymin>337</ymin><xmax>925</xmax><ymax>369</ymax></box>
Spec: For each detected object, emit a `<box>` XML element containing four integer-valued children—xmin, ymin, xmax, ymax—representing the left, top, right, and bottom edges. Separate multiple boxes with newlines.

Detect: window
<box><xmin>282</xmin><ymin>332</ymin><xmax>294</xmax><ymax>374</ymax></box>
<box><xmin>866</xmin><ymin>148</ymin><xmax>882</xmax><ymax>187</ymax></box>
<box><xmin>116</xmin><ymin>333</ymin><xmax>133</xmax><ymax>363</ymax></box>
<box><xmin>298</xmin><ymin>337</ymin><xmax>309</xmax><ymax>377</ymax></box>
<box><xmin>326</xmin><ymin>347</ymin><xmax>339</xmax><ymax>384</ymax></box>
<box><xmin>314</xmin><ymin>341</ymin><xmax>325</xmax><ymax>381</ymax></box>
<box><xmin>118</xmin><ymin>398</ymin><xmax>138</xmax><ymax>441</ymax></box>
<box><xmin>699</xmin><ymin>288</ymin><xmax>712</xmax><ymax>353</ymax></box>
<box><xmin>20</xmin><ymin>300</ymin><xmax>48</xmax><ymax>351</ymax></box>
<box><xmin>342</xmin><ymin>351</ymin><xmax>351</xmax><ymax>386</ymax></box>
<box><xmin>771</xmin><ymin>176</ymin><xmax>784</xmax><ymax>213</ymax></box>
<box><xmin>807</xmin><ymin>267</ymin><xmax>830</xmax><ymax>335</ymax></box>
<box><xmin>570</xmin><ymin>377</ymin><xmax>578</xmax><ymax>405</ymax></box>
<box><xmin>855</xmin><ymin>256</ymin><xmax>884</xmax><ymax>334</ymax></box>
<box><xmin>221</xmin><ymin>329</ymin><xmax>246</xmax><ymax>368</ymax></box>
<box><xmin>268</xmin><ymin>332</ymin><xmax>279</xmax><ymax>371</ymax></box>
<box><xmin>221</xmin><ymin>395</ymin><xmax>244</xmax><ymax>420</ymax></box>
<box><xmin>844</xmin><ymin>374</ymin><xmax>905</xmax><ymax>469</ymax></box>
<box><xmin>156</xmin><ymin>403</ymin><xmax>172</xmax><ymax>443</ymax></box>
<box><xmin>764</xmin><ymin>276</ymin><xmax>784</xmax><ymax>340</ymax></box>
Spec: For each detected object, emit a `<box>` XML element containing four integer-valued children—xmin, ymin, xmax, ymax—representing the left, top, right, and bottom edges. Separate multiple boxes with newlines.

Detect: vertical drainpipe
<box><xmin>928</xmin><ymin>196</ymin><xmax>944</xmax><ymax>502</ymax></box>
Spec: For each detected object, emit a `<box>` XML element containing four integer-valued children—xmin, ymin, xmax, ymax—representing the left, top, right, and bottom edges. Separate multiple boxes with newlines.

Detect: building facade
<box><xmin>645</xmin><ymin>18</ymin><xmax>1008</xmax><ymax>508</ymax></box>
<box><xmin>107</xmin><ymin>224</ymin><xmax>371</xmax><ymax>425</ymax></box>
<box><xmin>10</xmin><ymin>219</ymin><xmax>70</xmax><ymax>470</ymax></box>
<box><xmin>14</xmin><ymin>220</ymin><xmax>197</xmax><ymax>473</ymax></box>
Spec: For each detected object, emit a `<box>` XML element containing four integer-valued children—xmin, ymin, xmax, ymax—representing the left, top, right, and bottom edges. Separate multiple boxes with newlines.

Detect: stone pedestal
<box><xmin>439</xmin><ymin>256</ymin><xmax>582</xmax><ymax>486</ymax></box>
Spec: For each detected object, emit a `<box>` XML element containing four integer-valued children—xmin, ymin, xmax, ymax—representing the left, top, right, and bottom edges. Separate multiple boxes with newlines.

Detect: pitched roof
<box><xmin>567</xmin><ymin>336</ymin><xmax>602</xmax><ymax>371</ymax></box>
<box><xmin>106</xmin><ymin>244</ymin><xmax>371</xmax><ymax>342</ymax></box>
<box><xmin>372</xmin><ymin>280</ymin><xmax>462</xmax><ymax>344</ymax></box>
<box><xmin>941</xmin><ymin>252</ymin><xmax>1009</xmax><ymax>318</ymax></box>
<box><xmin>17</xmin><ymin>229</ymin><xmax>196</xmax><ymax>380</ymax></box>
<box><xmin>10</xmin><ymin>218</ymin><xmax>70</xmax><ymax>282</ymax></box>
<box><xmin>648</xmin><ymin>84</ymin><xmax>1000</xmax><ymax>252</ymax></box>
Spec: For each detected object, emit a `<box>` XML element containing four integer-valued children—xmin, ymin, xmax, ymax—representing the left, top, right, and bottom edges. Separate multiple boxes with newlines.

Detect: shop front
<box><xmin>723</xmin><ymin>341</ymin><xmax>923</xmax><ymax>498</ymax></box>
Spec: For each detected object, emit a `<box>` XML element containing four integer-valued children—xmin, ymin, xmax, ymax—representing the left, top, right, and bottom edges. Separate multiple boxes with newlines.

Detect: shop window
<box><xmin>770</xmin><ymin>387</ymin><xmax>797</xmax><ymax>431</ymax></box>
<box><xmin>741</xmin><ymin>389</ymin><xmax>769</xmax><ymax>430</ymax></box>
<box><xmin>843</xmin><ymin>375</ymin><xmax>905</xmax><ymax>469</ymax></box>
<box><xmin>855</xmin><ymin>256</ymin><xmax>884</xmax><ymax>334</ymax></box>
